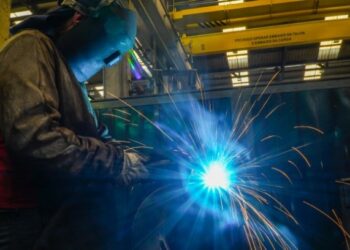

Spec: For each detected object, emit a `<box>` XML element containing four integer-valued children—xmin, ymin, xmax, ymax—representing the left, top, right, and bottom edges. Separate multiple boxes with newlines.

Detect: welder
<box><xmin>0</xmin><ymin>0</ymin><xmax>147</xmax><ymax>249</ymax></box>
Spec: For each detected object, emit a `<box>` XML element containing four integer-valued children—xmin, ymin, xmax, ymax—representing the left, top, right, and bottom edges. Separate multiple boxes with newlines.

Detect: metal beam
<box><xmin>181</xmin><ymin>10</ymin><xmax>350</xmax><ymax>36</ymax></box>
<box><xmin>181</xmin><ymin>19</ymin><xmax>350</xmax><ymax>55</ymax></box>
<box><xmin>93</xmin><ymin>78</ymin><xmax>350</xmax><ymax>109</ymax></box>
<box><xmin>129</xmin><ymin>0</ymin><xmax>203</xmax><ymax>92</ymax></box>
<box><xmin>0</xmin><ymin>0</ymin><xmax>11</xmax><ymax>48</ymax></box>
<box><xmin>172</xmin><ymin>0</ymin><xmax>350</xmax><ymax>36</ymax></box>
<box><xmin>172</xmin><ymin>0</ymin><xmax>349</xmax><ymax>25</ymax></box>
<box><xmin>199</xmin><ymin>59</ymin><xmax>350</xmax><ymax>78</ymax></box>
<box><xmin>131</xmin><ymin>0</ymin><xmax>192</xmax><ymax>71</ymax></box>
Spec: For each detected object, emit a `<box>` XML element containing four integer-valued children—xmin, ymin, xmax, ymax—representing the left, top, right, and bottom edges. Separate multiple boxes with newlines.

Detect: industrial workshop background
<box><xmin>3</xmin><ymin>0</ymin><xmax>350</xmax><ymax>249</ymax></box>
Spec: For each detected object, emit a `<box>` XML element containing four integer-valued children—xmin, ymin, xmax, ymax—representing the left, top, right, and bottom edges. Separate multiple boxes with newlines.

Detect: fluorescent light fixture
<box><xmin>318</xmin><ymin>15</ymin><xmax>346</xmax><ymax>60</ymax></box>
<box><xmin>320</xmin><ymin>40</ymin><xmax>343</xmax><ymax>46</ymax></box>
<box><xmin>94</xmin><ymin>86</ymin><xmax>104</xmax><ymax>91</ymax></box>
<box><xmin>325</xmin><ymin>15</ymin><xmax>348</xmax><ymax>21</ymax></box>
<box><xmin>222</xmin><ymin>25</ymin><xmax>248</xmax><ymax>87</ymax></box>
<box><xmin>218</xmin><ymin>0</ymin><xmax>244</xmax><ymax>6</ymax></box>
<box><xmin>13</xmin><ymin>20</ymin><xmax>23</xmax><ymax>25</ymax></box>
<box><xmin>304</xmin><ymin>64</ymin><xmax>322</xmax><ymax>80</ymax></box>
<box><xmin>10</xmin><ymin>10</ymin><xmax>32</xmax><ymax>18</ymax></box>
<box><xmin>223</xmin><ymin>27</ymin><xmax>248</xmax><ymax>69</ymax></box>
<box><xmin>224</xmin><ymin>28</ymin><xmax>249</xmax><ymax>85</ymax></box>
<box><xmin>231</xmin><ymin>71</ymin><xmax>249</xmax><ymax>87</ymax></box>
<box><xmin>223</xmin><ymin>26</ymin><xmax>246</xmax><ymax>33</ymax></box>
<box><xmin>94</xmin><ymin>86</ymin><xmax>104</xmax><ymax>97</ymax></box>
<box><xmin>318</xmin><ymin>40</ymin><xmax>343</xmax><ymax>60</ymax></box>
<box><xmin>226</xmin><ymin>50</ymin><xmax>249</xmax><ymax>69</ymax></box>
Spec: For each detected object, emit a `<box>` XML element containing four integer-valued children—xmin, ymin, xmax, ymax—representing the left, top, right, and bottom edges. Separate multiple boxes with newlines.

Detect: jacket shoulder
<box><xmin>0</xmin><ymin>30</ymin><xmax>57</xmax><ymax>57</ymax></box>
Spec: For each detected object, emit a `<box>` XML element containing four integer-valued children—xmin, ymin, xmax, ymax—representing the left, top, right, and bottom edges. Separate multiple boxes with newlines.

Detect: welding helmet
<box><xmin>56</xmin><ymin>0</ymin><xmax>137</xmax><ymax>82</ymax></box>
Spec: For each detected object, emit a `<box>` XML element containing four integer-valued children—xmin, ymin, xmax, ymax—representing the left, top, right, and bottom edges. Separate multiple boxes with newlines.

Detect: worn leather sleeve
<box><xmin>0</xmin><ymin>31</ymin><xmax>123</xmax><ymax>179</ymax></box>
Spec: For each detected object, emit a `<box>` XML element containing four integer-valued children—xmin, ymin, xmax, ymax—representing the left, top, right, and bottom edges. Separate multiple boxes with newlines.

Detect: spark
<box><xmin>260</xmin><ymin>135</ymin><xmax>282</xmax><ymax>142</ymax></box>
<box><xmin>333</xmin><ymin>210</ymin><xmax>350</xmax><ymax>250</ymax></box>
<box><xmin>336</xmin><ymin>179</ymin><xmax>350</xmax><ymax>186</ymax></box>
<box><xmin>287</xmin><ymin>160</ymin><xmax>303</xmax><ymax>178</ymax></box>
<box><xmin>265</xmin><ymin>103</ymin><xmax>286</xmax><ymax>119</ymax></box>
<box><xmin>103</xmin><ymin>72</ymin><xmax>345</xmax><ymax>249</ymax></box>
<box><xmin>292</xmin><ymin>146</ymin><xmax>311</xmax><ymax>167</ymax></box>
<box><xmin>106</xmin><ymin>92</ymin><xmax>174</xmax><ymax>142</ymax></box>
<box><xmin>294</xmin><ymin>125</ymin><xmax>324</xmax><ymax>135</ymax></box>
<box><xmin>153</xmin><ymin>94</ymin><xmax>302</xmax><ymax>249</ymax></box>
<box><xmin>303</xmin><ymin>201</ymin><xmax>350</xmax><ymax>247</ymax></box>
<box><xmin>257</xmin><ymin>70</ymin><xmax>280</xmax><ymax>101</ymax></box>
<box><xmin>102</xmin><ymin>113</ymin><xmax>131</xmax><ymax>123</ymax></box>
<box><xmin>262</xmin><ymin>191</ymin><xmax>298</xmax><ymax>225</ymax></box>
<box><xmin>124</xmin><ymin>146</ymin><xmax>154</xmax><ymax>152</ymax></box>
<box><xmin>113</xmin><ymin>108</ymin><xmax>131</xmax><ymax>116</ymax></box>
<box><xmin>236</xmin><ymin>95</ymin><xmax>272</xmax><ymax>141</ymax></box>
<box><xmin>129</xmin><ymin>138</ymin><xmax>150</xmax><ymax>147</ymax></box>
<box><xmin>271</xmin><ymin>167</ymin><xmax>293</xmax><ymax>185</ymax></box>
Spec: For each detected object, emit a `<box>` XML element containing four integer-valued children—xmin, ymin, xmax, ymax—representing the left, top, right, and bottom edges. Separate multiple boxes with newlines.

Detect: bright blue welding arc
<box><xmin>184</xmin><ymin>163</ymin><xmax>234</xmax><ymax>215</ymax></box>
<box><xmin>202</xmin><ymin>161</ymin><xmax>232</xmax><ymax>190</ymax></box>
<box><xmin>157</xmin><ymin>98</ymin><xmax>249</xmax><ymax>216</ymax></box>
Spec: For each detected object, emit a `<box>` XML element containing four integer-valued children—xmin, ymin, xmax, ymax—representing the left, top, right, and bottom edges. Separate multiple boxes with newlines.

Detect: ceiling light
<box><xmin>231</xmin><ymin>71</ymin><xmax>249</xmax><ymax>87</ymax></box>
<box><xmin>304</xmin><ymin>64</ymin><xmax>322</xmax><ymax>81</ymax></box>
<box><xmin>223</xmin><ymin>26</ymin><xmax>246</xmax><ymax>33</ymax></box>
<box><xmin>325</xmin><ymin>15</ymin><xmax>348</xmax><ymax>21</ymax></box>
<box><xmin>10</xmin><ymin>10</ymin><xmax>32</xmax><ymax>18</ymax></box>
<box><xmin>218</xmin><ymin>0</ymin><xmax>244</xmax><ymax>6</ymax></box>
<box><xmin>226</xmin><ymin>50</ymin><xmax>248</xmax><ymax>69</ymax></box>
<box><xmin>318</xmin><ymin>40</ymin><xmax>343</xmax><ymax>60</ymax></box>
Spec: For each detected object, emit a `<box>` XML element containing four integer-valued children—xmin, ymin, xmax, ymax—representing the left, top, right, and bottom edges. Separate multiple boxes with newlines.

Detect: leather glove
<box><xmin>117</xmin><ymin>151</ymin><xmax>149</xmax><ymax>186</ymax></box>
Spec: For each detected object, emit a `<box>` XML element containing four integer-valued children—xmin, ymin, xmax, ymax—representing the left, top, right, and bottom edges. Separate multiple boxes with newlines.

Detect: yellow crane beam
<box><xmin>181</xmin><ymin>19</ymin><xmax>350</xmax><ymax>55</ymax></box>
<box><xmin>172</xmin><ymin>0</ymin><xmax>349</xmax><ymax>25</ymax></box>
<box><xmin>0</xmin><ymin>0</ymin><xmax>11</xmax><ymax>48</ymax></box>
<box><xmin>181</xmin><ymin>6</ymin><xmax>350</xmax><ymax>36</ymax></box>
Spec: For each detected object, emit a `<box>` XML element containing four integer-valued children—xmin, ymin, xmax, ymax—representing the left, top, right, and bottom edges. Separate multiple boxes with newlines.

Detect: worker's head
<box><xmin>11</xmin><ymin>0</ymin><xmax>137</xmax><ymax>83</ymax></box>
<box><xmin>56</xmin><ymin>0</ymin><xmax>137</xmax><ymax>82</ymax></box>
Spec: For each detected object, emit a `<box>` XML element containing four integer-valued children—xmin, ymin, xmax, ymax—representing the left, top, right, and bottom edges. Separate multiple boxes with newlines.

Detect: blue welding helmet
<box><xmin>56</xmin><ymin>2</ymin><xmax>137</xmax><ymax>82</ymax></box>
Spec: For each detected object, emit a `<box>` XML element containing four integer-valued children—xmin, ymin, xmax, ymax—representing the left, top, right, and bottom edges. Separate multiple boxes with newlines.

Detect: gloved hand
<box><xmin>117</xmin><ymin>151</ymin><xmax>149</xmax><ymax>186</ymax></box>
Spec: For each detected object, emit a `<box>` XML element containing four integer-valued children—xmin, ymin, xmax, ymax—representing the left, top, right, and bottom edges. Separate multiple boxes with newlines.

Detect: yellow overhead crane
<box><xmin>182</xmin><ymin>18</ymin><xmax>350</xmax><ymax>55</ymax></box>
<box><xmin>171</xmin><ymin>0</ymin><xmax>350</xmax><ymax>55</ymax></box>
<box><xmin>172</xmin><ymin>0</ymin><xmax>350</xmax><ymax>26</ymax></box>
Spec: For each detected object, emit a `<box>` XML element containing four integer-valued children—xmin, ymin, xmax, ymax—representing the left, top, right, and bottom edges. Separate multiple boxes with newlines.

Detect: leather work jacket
<box><xmin>0</xmin><ymin>30</ymin><xmax>127</xmax><ymax>249</ymax></box>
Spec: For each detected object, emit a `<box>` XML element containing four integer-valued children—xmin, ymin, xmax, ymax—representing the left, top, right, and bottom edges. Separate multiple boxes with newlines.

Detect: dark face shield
<box><xmin>56</xmin><ymin>3</ymin><xmax>137</xmax><ymax>82</ymax></box>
